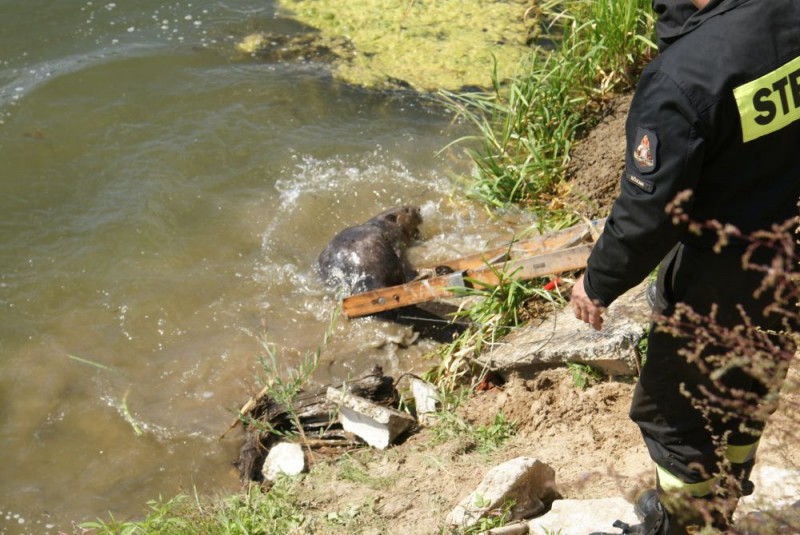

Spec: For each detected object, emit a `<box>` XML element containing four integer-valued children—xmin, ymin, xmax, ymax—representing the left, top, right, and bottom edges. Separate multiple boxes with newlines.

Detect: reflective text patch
<box><xmin>627</xmin><ymin>172</ymin><xmax>654</xmax><ymax>193</ymax></box>
<box><xmin>632</xmin><ymin>127</ymin><xmax>658</xmax><ymax>173</ymax></box>
<box><xmin>734</xmin><ymin>54</ymin><xmax>800</xmax><ymax>142</ymax></box>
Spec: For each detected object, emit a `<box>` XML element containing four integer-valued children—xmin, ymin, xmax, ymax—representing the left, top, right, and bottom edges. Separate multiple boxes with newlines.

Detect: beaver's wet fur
<box><xmin>318</xmin><ymin>206</ymin><xmax>422</xmax><ymax>296</ymax></box>
<box><xmin>318</xmin><ymin>205</ymin><xmax>467</xmax><ymax>341</ymax></box>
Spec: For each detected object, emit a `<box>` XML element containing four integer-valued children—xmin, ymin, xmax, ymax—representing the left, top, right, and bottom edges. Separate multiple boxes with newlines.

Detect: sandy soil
<box><xmin>268</xmin><ymin>94</ymin><xmax>799</xmax><ymax>534</ymax></box>
<box><xmin>294</xmin><ymin>369</ymin><xmax>648</xmax><ymax>534</ymax></box>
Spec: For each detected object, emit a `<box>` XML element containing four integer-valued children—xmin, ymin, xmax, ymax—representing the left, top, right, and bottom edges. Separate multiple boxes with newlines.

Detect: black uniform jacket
<box><xmin>651</xmin><ymin>0</ymin><xmax>696</xmax><ymax>52</ymax></box>
<box><xmin>584</xmin><ymin>0</ymin><xmax>800</xmax><ymax>307</ymax></box>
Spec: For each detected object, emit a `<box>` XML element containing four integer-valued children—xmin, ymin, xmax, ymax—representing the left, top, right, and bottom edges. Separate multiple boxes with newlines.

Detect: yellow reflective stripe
<box><xmin>725</xmin><ymin>440</ymin><xmax>759</xmax><ymax>464</ymax></box>
<box><xmin>656</xmin><ymin>464</ymin><xmax>716</xmax><ymax>497</ymax></box>
<box><xmin>734</xmin><ymin>54</ymin><xmax>800</xmax><ymax>142</ymax></box>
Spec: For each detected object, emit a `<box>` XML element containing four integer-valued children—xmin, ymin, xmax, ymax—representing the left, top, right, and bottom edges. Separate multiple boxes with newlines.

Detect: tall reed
<box><xmin>440</xmin><ymin>0</ymin><xmax>656</xmax><ymax>209</ymax></box>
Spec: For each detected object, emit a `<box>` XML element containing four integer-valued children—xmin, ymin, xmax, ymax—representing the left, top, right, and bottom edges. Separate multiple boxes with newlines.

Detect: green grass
<box><xmin>425</xmin><ymin>265</ymin><xmax>563</xmax><ymax>391</ymax></box>
<box><xmin>80</xmin><ymin>480</ymin><xmax>305</xmax><ymax>535</ymax></box>
<box><xmin>431</xmin><ymin>411</ymin><xmax>517</xmax><ymax>454</ymax></box>
<box><xmin>439</xmin><ymin>0</ymin><xmax>656</xmax><ymax>209</ymax></box>
<box><xmin>459</xmin><ymin>498</ymin><xmax>515</xmax><ymax>535</ymax></box>
<box><xmin>322</xmin><ymin>497</ymin><xmax>388</xmax><ymax>533</ymax></box>
<box><xmin>335</xmin><ymin>454</ymin><xmax>395</xmax><ymax>490</ymax></box>
<box><xmin>566</xmin><ymin>361</ymin><xmax>603</xmax><ymax>390</ymax></box>
<box><xmin>428</xmin><ymin>0</ymin><xmax>656</xmax><ymax>395</ymax></box>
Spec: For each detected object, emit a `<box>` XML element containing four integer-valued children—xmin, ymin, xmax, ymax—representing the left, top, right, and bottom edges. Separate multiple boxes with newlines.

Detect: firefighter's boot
<box><xmin>588</xmin><ymin>490</ymin><xmax>671</xmax><ymax>535</ymax></box>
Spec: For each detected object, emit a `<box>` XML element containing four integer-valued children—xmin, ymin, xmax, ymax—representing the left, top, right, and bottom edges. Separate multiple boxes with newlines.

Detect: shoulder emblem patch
<box><xmin>632</xmin><ymin>127</ymin><xmax>658</xmax><ymax>173</ymax></box>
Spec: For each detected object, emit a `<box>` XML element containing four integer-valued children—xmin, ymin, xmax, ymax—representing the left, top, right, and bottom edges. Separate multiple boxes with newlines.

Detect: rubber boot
<box><xmin>645</xmin><ymin>281</ymin><xmax>658</xmax><ymax>310</ymax></box>
<box><xmin>707</xmin><ymin>459</ymin><xmax>757</xmax><ymax>531</ymax></box>
<box><xmin>730</xmin><ymin>458</ymin><xmax>756</xmax><ymax>497</ymax></box>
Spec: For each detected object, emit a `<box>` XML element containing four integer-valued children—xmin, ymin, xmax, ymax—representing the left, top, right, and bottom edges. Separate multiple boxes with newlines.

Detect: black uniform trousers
<box><xmin>630</xmin><ymin>241</ymin><xmax>794</xmax><ymax>494</ymax></box>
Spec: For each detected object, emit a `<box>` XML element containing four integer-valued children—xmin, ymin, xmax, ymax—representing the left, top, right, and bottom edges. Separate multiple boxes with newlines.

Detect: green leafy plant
<box><xmin>427</xmin><ymin>260</ymin><xmax>561</xmax><ymax>392</ymax></box>
<box><xmin>242</xmin><ymin>337</ymin><xmax>321</xmax><ymax>440</ymax></box>
<box><xmin>214</xmin><ymin>479</ymin><xmax>305</xmax><ymax>534</ymax></box>
<box><xmin>80</xmin><ymin>495</ymin><xmax>192</xmax><ymax>535</ymax></box>
<box><xmin>475</xmin><ymin>412</ymin><xmax>518</xmax><ymax>453</ymax></box>
<box><xmin>460</xmin><ymin>496</ymin><xmax>515</xmax><ymax>535</ymax></box>
<box><xmin>80</xmin><ymin>480</ymin><xmax>305</xmax><ymax>534</ymax></box>
<box><xmin>431</xmin><ymin>410</ymin><xmax>517</xmax><ymax>454</ymax></box>
<box><xmin>239</xmin><ymin>310</ymin><xmax>340</xmax><ymax>442</ymax></box>
<box><xmin>336</xmin><ymin>454</ymin><xmax>394</xmax><ymax>490</ymax></box>
<box><xmin>567</xmin><ymin>361</ymin><xmax>603</xmax><ymax>390</ymax></box>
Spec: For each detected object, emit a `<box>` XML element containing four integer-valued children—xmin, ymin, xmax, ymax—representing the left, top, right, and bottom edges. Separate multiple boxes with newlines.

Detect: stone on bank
<box><xmin>326</xmin><ymin>387</ymin><xmax>416</xmax><ymax>449</ymax></box>
<box><xmin>478</xmin><ymin>282</ymin><xmax>651</xmax><ymax>378</ymax></box>
<box><xmin>447</xmin><ymin>457</ymin><xmax>557</xmax><ymax>529</ymax></box>
<box><xmin>261</xmin><ymin>442</ymin><xmax>306</xmax><ymax>482</ymax></box>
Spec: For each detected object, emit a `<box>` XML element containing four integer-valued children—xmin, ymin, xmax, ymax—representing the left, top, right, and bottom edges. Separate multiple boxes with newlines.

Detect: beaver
<box><xmin>318</xmin><ymin>206</ymin><xmax>422</xmax><ymax>297</ymax></box>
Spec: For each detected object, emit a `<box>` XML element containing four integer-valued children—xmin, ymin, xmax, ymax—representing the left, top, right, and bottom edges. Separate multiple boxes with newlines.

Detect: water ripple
<box><xmin>0</xmin><ymin>43</ymin><xmax>160</xmax><ymax>108</ymax></box>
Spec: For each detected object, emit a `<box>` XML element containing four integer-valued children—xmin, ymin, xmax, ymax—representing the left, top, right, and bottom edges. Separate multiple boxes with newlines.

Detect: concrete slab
<box><xmin>529</xmin><ymin>497</ymin><xmax>640</xmax><ymax>535</ymax></box>
<box><xmin>326</xmin><ymin>387</ymin><xmax>416</xmax><ymax>449</ymax></box>
<box><xmin>477</xmin><ymin>282</ymin><xmax>651</xmax><ymax>378</ymax></box>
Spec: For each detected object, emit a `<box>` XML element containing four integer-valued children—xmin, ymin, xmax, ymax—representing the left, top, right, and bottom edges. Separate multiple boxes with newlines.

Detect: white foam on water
<box><xmin>0</xmin><ymin>0</ymin><xmax>264</xmax><ymax>113</ymax></box>
<box><xmin>0</xmin><ymin>43</ymin><xmax>159</xmax><ymax>108</ymax></box>
<box><xmin>256</xmin><ymin>151</ymin><xmax>451</xmax><ymax>299</ymax></box>
<box><xmin>255</xmin><ymin>150</ymin><xmax>539</xmax><ymax>309</ymax></box>
<box><xmin>0</xmin><ymin>508</ymin><xmax>61</xmax><ymax>534</ymax></box>
<box><xmin>100</xmin><ymin>394</ymin><xmax>175</xmax><ymax>441</ymax></box>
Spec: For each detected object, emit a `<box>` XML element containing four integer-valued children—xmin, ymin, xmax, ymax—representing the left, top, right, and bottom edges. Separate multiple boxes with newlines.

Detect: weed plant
<box><xmin>431</xmin><ymin>410</ymin><xmax>517</xmax><ymax>454</ymax></box>
<box><xmin>440</xmin><ymin>0</ymin><xmax>655</xmax><ymax>209</ymax></box>
<box><xmin>81</xmin><ymin>479</ymin><xmax>305</xmax><ymax>534</ymax></box>
<box><xmin>566</xmin><ymin>361</ymin><xmax>602</xmax><ymax>390</ymax></box>
<box><xmin>239</xmin><ymin>309</ymin><xmax>339</xmax><ymax>443</ymax></box>
<box><xmin>335</xmin><ymin>454</ymin><xmax>394</xmax><ymax>490</ymax></box>
<box><xmin>427</xmin><ymin>265</ymin><xmax>564</xmax><ymax>391</ymax></box>
<box><xmin>241</xmin><ymin>336</ymin><xmax>321</xmax><ymax>440</ymax></box>
<box><xmin>459</xmin><ymin>498</ymin><xmax>515</xmax><ymax>535</ymax></box>
<box><xmin>429</xmin><ymin>1</ymin><xmax>656</xmax><ymax>394</ymax></box>
<box><xmin>641</xmin><ymin>209</ymin><xmax>799</xmax><ymax>530</ymax></box>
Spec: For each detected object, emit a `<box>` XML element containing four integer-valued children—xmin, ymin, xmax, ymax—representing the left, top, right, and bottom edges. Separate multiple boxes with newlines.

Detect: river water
<box><xmin>0</xmin><ymin>1</ymin><xmax>536</xmax><ymax>531</ymax></box>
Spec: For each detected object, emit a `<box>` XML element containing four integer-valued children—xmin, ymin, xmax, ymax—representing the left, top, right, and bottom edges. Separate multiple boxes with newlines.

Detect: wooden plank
<box><xmin>341</xmin><ymin>243</ymin><xmax>594</xmax><ymax>318</ymax></box>
<box><xmin>429</xmin><ymin>217</ymin><xmax>605</xmax><ymax>272</ymax></box>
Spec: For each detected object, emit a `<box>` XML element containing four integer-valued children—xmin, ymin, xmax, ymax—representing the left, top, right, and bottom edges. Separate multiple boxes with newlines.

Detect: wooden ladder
<box><xmin>341</xmin><ymin>218</ymin><xmax>605</xmax><ymax>318</ymax></box>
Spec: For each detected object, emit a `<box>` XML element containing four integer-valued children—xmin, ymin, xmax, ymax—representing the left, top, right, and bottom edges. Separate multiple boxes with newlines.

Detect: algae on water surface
<box><xmin>274</xmin><ymin>0</ymin><xmax>540</xmax><ymax>91</ymax></box>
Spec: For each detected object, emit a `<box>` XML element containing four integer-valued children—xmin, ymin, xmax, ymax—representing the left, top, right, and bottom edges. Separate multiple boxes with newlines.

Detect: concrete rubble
<box><xmin>410</xmin><ymin>377</ymin><xmax>439</xmax><ymax>426</ymax></box>
<box><xmin>734</xmin><ymin>464</ymin><xmax>800</xmax><ymax>528</ymax></box>
<box><xmin>261</xmin><ymin>442</ymin><xmax>306</xmax><ymax>481</ymax></box>
<box><xmin>528</xmin><ymin>497</ymin><xmax>640</xmax><ymax>535</ymax></box>
<box><xmin>452</xmin><ymin>462</ymin><xmax>800</xmax><ymax>534</ymax></box>
<box><xmin>326</xmin><ymin>387</ymin><xmax>416</xmax><ymax>449</ymax></box>
<box><xmin>447</xmin><ymin>457</ymin><xmax>557</xmax><ymax>529</ymax></box>
<box><xmin>478</xmin><ymin>281</ymin><xmax>651</xmax><ymax>378</ymax></box>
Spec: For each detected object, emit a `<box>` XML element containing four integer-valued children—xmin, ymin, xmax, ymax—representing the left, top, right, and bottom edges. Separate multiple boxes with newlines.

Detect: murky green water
<box><xmin>0</xmin><ymin>1</ymin><xmax>536</xmax><ymax>531</ymax></box>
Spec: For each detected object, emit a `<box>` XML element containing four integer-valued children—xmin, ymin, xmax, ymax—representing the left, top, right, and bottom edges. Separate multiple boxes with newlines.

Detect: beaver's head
<box><xmin>375</xmin><ymin>205</ymin><xmax>422</xmax><ymax>244</ymax></box>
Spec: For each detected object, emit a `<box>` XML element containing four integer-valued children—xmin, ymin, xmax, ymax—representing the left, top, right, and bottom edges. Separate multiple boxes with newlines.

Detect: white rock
<box><xmin>326</xmin><ymin>387</ymin><xmax>415</xmax><ymax>449</ymax></box>
<box><xmin>410</xmin><ymin>378</ymin><xmax>438</xmax><ymax>425</ymax></box>
<box><xmin>529</xmin><ymin>497</ymin><xmax>639</xmax><ymax>535</ymax></box>
<box><xmin>735</xmin><ymin>464</ymin><xmax>800</xmax><ymax>521</ymax></box>
<box><xmin>261</xmin><ymin>442</ymin><xmax>305</xmax><ymax>482</ymax></box>
<box><xmin>447</xmin><ymin>457</ymin><xmax>556</xmax><ymax>528</ymax></box>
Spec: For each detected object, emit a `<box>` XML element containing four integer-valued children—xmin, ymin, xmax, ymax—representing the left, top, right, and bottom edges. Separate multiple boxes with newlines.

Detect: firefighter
<box><xmin>572</xmin><ymin>0</ymin><xmax>800</xmax><ymax>533</ymax></box>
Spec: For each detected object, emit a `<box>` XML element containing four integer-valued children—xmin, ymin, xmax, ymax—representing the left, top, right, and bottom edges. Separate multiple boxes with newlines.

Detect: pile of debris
<box><xmin>230</xmin><ymin>365</ymin><xmax>440</xmax><ymax>483</ymax></box>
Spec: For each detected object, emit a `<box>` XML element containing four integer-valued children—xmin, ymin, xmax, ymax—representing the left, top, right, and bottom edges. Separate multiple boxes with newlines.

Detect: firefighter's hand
<box><xmin>571</xmin><ymin>274</ymin><xmax>605</xmax><ymax>331</ymax></box>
